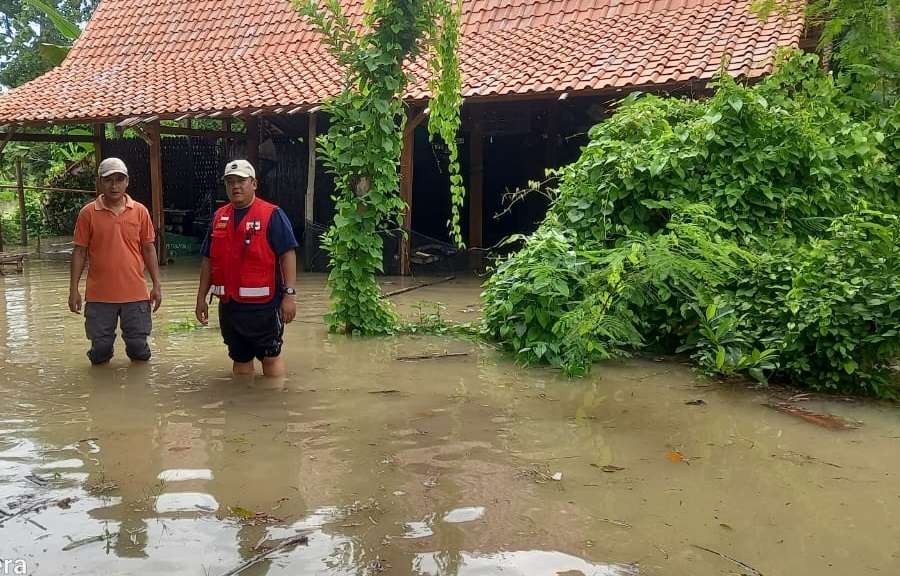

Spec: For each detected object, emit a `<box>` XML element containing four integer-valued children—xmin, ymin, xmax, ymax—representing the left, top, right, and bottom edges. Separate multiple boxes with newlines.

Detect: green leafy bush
<box><xmin>1</xmin><ymin>190</ymin><xmax>46</xmax><ymax>244</ymax></box>
<box><xmin>482</xmin><ymin>53</ymin><xmax>900</xmax><ymax>397</ymax></box>
<box><xmin>781</xmin><ymin>212</ymin><xmax>900</xmax><ymax>396</ymax></box>
<box><xmin>44</xmin><ymin>166</ymin><xmax>95</xmax><ymax>236</ymax></box>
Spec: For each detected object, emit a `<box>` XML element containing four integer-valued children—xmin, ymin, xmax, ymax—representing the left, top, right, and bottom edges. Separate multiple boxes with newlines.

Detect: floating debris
<box><xmin>767</xmin><ymin>402</ymin><xmax>860</xmax><ymax>430</ymax></box>
<box><xmin>442</xmin><ymin>506</ymin><xmax>485</xmax><ymax>523</ymax></box>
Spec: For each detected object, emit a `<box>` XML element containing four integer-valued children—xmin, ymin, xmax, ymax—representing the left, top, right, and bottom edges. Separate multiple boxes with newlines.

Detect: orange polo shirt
<box><xmin>73</xmin><ymin>194</ymin><xmax>156</xmax><ymax>303</ymax></box>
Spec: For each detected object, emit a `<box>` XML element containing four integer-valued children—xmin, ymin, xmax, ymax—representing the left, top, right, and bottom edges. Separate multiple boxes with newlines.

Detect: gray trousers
<box><xmin>84</xmin><ymin>301</ymin><xmax>152</xmax><ymax>364</ymax></box>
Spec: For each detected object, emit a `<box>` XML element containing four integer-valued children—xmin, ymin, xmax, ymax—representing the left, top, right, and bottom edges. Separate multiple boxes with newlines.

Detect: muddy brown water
<box><xmin>1</xmin><ymin>260</ymin><xmax>898</xmax><ymax>575</ymax></box>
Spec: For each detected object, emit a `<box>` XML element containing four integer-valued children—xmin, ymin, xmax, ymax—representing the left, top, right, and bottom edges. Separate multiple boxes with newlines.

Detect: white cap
<box><xmin>223</xmin><ymin>159</ymin><xmax>256</xmax><ymax>180</ymax></box>
<box><xmin>98</xmin><ymin>157</ymin><xmax>128</xmax><ymax>177</ymax></box>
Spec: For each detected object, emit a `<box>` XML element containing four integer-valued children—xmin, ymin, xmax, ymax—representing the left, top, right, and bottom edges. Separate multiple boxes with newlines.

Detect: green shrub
<box><xmin>481</xmin><ymin>52</ymin><xmax>900</xmax><ymax>397</ymax></box>
<box><xmin>1</xmin><ymin>190</ymin><xmax>45</xmax><ymax>244</ymax></box>
<box><xmin>782</xmin><ymin>211</ymin><xmax>900</xmax><ymax>396</ymax></box>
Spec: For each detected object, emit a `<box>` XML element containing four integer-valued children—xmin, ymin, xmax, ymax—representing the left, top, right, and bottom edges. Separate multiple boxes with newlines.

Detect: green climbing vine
<box><xmin>426</xmin><ymin>0</ymin><xmax>465</xmax><ymax>247</ymax></box>
<box><xmin>297</xmin><ymin>0</ymin><xmax>464</xmax><ymax>335</ymax></box>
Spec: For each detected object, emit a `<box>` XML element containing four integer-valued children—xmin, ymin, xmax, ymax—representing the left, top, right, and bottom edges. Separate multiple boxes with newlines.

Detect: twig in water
<box><xmin>396</xmin><ymin>351</ymin><xmax>468</xmax><ymax>362</ymax></box>
<box><xmin>0</xmin><ymin>498</ymin><xmax>54</xmax><ymax>527</ymax></box>
<box><xmin>692</xmin><ymin>544</ymin><xmax>763</xmax><ymax>576</ymax></box>
<box><xmin>597</xmin><ymin>517</ymin><xmax>631</xmax><ymax>528</ymax></box>
<box><xmin>27</xmin><ymin>517</ymin><xmax>47</xmax><ymax>531</ymax></box>
<box><xmin>382</xmin><ymin>275</ymin><xmax>455</xmax><ymax>298</ymax></box>
<box><xmin>219</xmin><ymin>532</ymin><xmax>310</xmax><ymax>576</ymax></box>
<box><xmin>62</xmin><ymin>534</ymin><xmax>106</xmax><ymax>551</ymax></box>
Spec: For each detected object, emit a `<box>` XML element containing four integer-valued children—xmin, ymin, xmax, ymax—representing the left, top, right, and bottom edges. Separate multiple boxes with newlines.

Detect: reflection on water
<box><xmin>414</xmin><ymin>550</ymin><xmax>639</xmax><ymax>576</ymax></box>
<box><xmin>0</xmin><ymin>260</ymin><xmax>898</xmax><ymax>575</ymax></box>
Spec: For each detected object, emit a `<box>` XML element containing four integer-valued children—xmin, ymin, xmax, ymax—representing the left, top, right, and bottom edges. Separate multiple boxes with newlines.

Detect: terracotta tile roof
<box><xmin>0</xmin><ymin>0</ymin><xmax>803</xmax><ymax>124</ymax></box>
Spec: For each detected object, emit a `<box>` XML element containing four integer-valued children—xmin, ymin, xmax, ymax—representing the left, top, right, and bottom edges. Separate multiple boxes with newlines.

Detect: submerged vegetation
<box><xmin>482</xmin><ymin>52</ymin><xmax>900</xmax><ymax>398</ymax></box>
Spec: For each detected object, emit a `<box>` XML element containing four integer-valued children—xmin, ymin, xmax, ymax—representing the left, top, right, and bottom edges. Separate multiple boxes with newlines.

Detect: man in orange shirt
<box><xmin>68</xmin><ymin>158</ymin><xmax>163</xmax><ymax>364</ymax></box>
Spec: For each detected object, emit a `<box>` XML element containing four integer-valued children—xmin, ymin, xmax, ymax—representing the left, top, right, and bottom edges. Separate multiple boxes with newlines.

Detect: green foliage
<box><xmin>165</xmin><ymin>318</ymin><xmax>203</xmax><ymax>333</ymax></box>
<box><xmin>1</xmin><ymin>190</ymin><xmax>46</xmax><ymax>243</ymax></box>
<box><xmin>0</xmin><ymin>0</ymin><xmax>95</xmax><ymax>89</ymax></box>
<box><xmin>425</xmin><ymin>0</ymin><xmax>465</xmax><ymax>247</ymax></box>
<box><xmin>755</xmin><ymin>0</ymin><xmax>899</xmax><ymax>110</ymax></box>
<box><xmin>550</xmin><ymin>54</ymin><xmax>891</xmax><ymax>243</ymax></box>
<box><xmin>781</xmin><ymin>211</ymin><xmax>900</xmax><ymax>396</ymax></box>
<box><xmin>483</xmin><ymin>206</ymin><xmax>755</xmax><ymax>376</ymax></box>
<box><xmin>678</xmin><ymin>301</ymin><xmax>778</xmax><ymax>384</ymax></box>
<box><xmin>43</xmin><ymin>165</ymin><xmax>94</xmax><ymax>235</ymax></box>
<box><xmin>297</xmin><ymin>0</ymin><xmax>463</xmax><ymax>335</ymax></box>
<box><xmin>482</xmin><ymin>53</ymin><xmax>900</xmax><ymax>397</ymax></box>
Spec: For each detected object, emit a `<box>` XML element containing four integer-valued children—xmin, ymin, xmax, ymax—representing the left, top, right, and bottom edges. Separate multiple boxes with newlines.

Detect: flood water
<box><xmin>1</xmin><ymin>260</ymin><xmax>898</xmax><ymax>575</ymax></box>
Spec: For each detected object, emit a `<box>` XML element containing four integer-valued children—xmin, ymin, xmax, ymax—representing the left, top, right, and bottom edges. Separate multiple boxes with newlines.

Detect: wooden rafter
<box><xmin>0</xmin><ymin>131</ymin><xmax>93</xmax><ymax>144</ymax></box>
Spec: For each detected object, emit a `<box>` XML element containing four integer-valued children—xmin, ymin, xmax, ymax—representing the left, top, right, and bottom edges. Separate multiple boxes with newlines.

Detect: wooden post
<box><xmin>245</xmin><ymin>116</ymin><xmax>260</xmax><ymax>168</ymax></box>
<box><xmin>303</xmin><ymin>112</ymin><xmax>318</xmax><ymax>271</ymax></box>
<box><xmin>468</xmin><ymin>111</ymin><xmax>484</xmax><ymax>270</ymax></box>
<box><xmin>15</xmin><ymin>158</ymin><xmax>27</xmax><ymax>246</ymax></box>
<box><xmin>399</xmin><ymin>115</ymin><xmax>416</xmax><ymax>276</ymax></box>
<box><xmin>147</xmin><ymin>121</ymin><xmax>166</xmax><ymax>263</ymax></box>
<box><xmin>93</xmin><ymin>123</ymin><xmax>104</xmax><ymax>194</ymax></box>
<box><xmin>546</xmin><ymin>102</ymin><xmax>560</xmax><ymax>168</ymax></box>
<box><xmin>305</xmin><ymin>112</ymin><xmax>317</xmax><ymax>224</ymax></box>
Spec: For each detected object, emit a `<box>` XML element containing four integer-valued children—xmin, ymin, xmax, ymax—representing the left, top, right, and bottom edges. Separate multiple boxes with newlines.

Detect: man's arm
<box><xmin>141</xmin><ymin>242</ymin><xmax>163</xmax><ymax>311</ymax></box>
<box><xmin>68</xmin><ymin>245</ymin><xmax>88</xmax><ymax>314</ymax></box>
<box><xmin>279</xmin><ymin>250</ymin><xmax>297</xmax><ymax>323</ymax></box>
<box><xmin>195</xmin><ymin>257</ymin><xmax>212</xmax><ymax>325</ymax></box>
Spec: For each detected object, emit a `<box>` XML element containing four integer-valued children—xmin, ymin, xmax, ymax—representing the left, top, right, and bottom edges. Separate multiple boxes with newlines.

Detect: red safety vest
<box><xmin>209</xmin><ymin>198</ymin><xmax>278</xmax><ymax>304</ymax></box>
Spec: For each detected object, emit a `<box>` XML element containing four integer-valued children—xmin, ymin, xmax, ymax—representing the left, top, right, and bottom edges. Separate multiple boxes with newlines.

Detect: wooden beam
<box><xmin>399</xmin><ymin>110</ymin><xmax>417</xmax><ymax>276</ymax></box>
<box><xmin>0</xmin><ymin>184</ymin><xmax>94</xmax><ymax>195</ymax></box>
<box><xmin>245</xmin><ymin>116</ymin><xmax>259</xmax><ymax>168</ymax></box>
<box><xmin>15</xmin><ymin>158</ymin><xmax>27</xmax><ymax>246</ymax></box>
<box><xmin>0</xmin><ymin>127</ymin><xmax>16</xmax><ymax>155</ymax></box>
<box><xmin>403</xmin><ymin>107</ymin><xmax>429</xmax><ymax>140</ymax></box>
<box><xmin>158</xmin><ymin>125</ymin><xmax>234</xmax><ymax>139</ymax></box>
<box><xmin>304</xmin><ymin>112</ymin><xmax>317</xmax><ymax>224</ymax></box>
<box><xmin>0</xmin><ymin>131</ymin><xmax>93</xmax><ymax>144</ymax></box>
<box><xmin>147</xmin><ymin>121</ymin><xmax>166</xmax><ymax>264</ymax></box>
<box><xmin>468</xmin><ymin>112</ymin><xmax>484</xmax><ymax>270</ymax></box>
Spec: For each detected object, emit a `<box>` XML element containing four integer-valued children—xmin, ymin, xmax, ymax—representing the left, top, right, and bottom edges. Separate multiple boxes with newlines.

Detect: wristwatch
<box><xmin>283</xmin><ymin>287</ymin><xmax>297</xmax><ymax>296</ymax></box>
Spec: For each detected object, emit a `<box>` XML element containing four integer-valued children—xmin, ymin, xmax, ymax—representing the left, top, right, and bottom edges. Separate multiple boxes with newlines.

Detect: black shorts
<box><xmin>218</xmin><ymin>301</ymin><xmax>284</xmax><ymax>363</ymax></box>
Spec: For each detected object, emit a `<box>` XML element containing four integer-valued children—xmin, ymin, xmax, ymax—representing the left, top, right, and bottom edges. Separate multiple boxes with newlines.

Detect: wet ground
<box><xmin>1</xmin><ymin>260</ymin><xmax>898</xmax><ymax>575</ymax></box>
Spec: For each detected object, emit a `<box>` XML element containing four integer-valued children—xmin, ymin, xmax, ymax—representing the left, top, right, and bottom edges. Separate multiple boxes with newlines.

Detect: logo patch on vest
<box><xmin>245</xmin><ymin>220</ymin><xmax>261</xmax><ymax>231</ymax></box>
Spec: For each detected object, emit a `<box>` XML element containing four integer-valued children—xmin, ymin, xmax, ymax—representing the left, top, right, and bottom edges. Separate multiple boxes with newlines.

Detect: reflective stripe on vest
<box><xmin>238</xmin><ymin>287</ymin><xmax>270</xmax><ymax>298</ymax></box>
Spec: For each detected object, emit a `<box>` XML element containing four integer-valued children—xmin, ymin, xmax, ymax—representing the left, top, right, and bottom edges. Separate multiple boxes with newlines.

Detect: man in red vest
<box><xmin>195</xmin><ymin>159</ymin><xmax>298</xmax><ymax>377</ymax></box>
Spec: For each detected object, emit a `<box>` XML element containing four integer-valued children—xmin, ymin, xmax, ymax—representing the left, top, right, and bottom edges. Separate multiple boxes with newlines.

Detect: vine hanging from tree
<box><xmin>297</xmin><ymin>0</ymin><xmax>465</xmax><ymax>335</ymax></box>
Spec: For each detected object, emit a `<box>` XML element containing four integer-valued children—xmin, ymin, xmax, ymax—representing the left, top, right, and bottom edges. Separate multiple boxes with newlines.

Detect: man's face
<box><xmin>100</xmin><ymin>173</ymin><xmax>128</xmax><ymax>199</ymax></box>
<box><xmin>224</xmin><ymin>175</ymin><xmax>256</xmax><ymax>208</ymax></box>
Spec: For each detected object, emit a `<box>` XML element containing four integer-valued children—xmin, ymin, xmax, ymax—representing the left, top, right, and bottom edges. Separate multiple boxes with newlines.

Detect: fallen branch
<box><xmin>62</xmin><ymin>534</ymin><xmax>106</xmax><ymax>551</ymax></box>
<box><xmin>27</xmin><ymin>517</ymin><xmax>47</xmax><ymax>531</ymax></box>
<box><xmin>0</xmin><ymin>498</ymin><xmax>55</xmax><ymax>527</ymax></box>
<box><xmin>597</xmin><ymin>517</ymin><xmax>631</xmax><ymax>528</ymax></box>
<box><xmin>692</xmin><ymin>544</ymin><xmax>763</xmax><ymax>576</ymax></box>
<box><xmin>396</xmin><ymin>351</ymin><xmax>468</xmax><ymax>362</ymax></box>
<box><xmin>219</xmin><ymin>533</ymin><xmax>310</xmax><ymax>576</ymax></box>
<box><xmin>382</xmin><ymin>275</ymin><xmax>455</xmax><ymax>298</ymax></box>
<box><xmin>766</xmin><ymin>402</ymin><xmax>860</xmax><ymax>430</ymax></box>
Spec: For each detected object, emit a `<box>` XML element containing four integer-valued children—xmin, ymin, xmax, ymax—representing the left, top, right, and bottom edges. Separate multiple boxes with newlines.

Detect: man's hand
<box><xmin>195</xmin><ymin>300</ymin><xmax>209</xmax><ymax>325</ymax></box>
<box><xmin>281</xmin><ymin>297</ymin><xmax>296</xmax><ymax>324</ymax></box>
<box><xmin>150</xmin><ymin>285</ymin><xmax>163</xmax><ymax>312</ymax></box>
<box><xmin>68</xmin><ymin>290</ymin><xmax>82</xmax><ymax>314</ymax></box>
